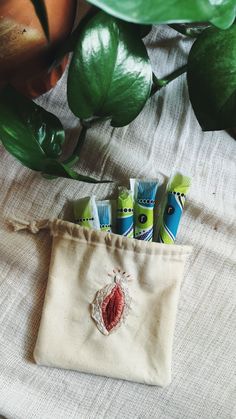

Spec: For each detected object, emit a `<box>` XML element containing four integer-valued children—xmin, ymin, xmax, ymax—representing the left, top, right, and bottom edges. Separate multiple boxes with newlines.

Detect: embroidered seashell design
<box><xmin>91</xmin><ymin>268</ymin><xmax>132</xmax><ymax>336</ymax></box>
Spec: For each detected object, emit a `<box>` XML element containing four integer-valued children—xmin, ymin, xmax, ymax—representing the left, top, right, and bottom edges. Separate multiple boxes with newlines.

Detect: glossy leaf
<box><xmin>0</xmin><ymin>87</ymin><xmax>100</xmax><ymax>182</ymax></box>
<box><xmin>67</xmin><ymin>12</ymin><xmax>152</xmax><ymax>127</ymax></box>
<box><xmin>187</xmin><ymin>25</ymin><xmax>236</xmax><ymax>131</ymax></box>
<box><xmin>86</xmin><ymin>0</ymin><xmax>236</xmax><ymax>29</ymax></box>
<box><xmin>210</xmin><ymin>1</ymin><xmax>236</xmax><ymax>30</ymax></box>
<box><xmin>0</xmin><ymin>87</ymin><xmax>64</xmax><ymax>162</ymax></box>
<box><xmin>30</xmin><ymin>0</ymin><xmax>49</xmax><ymax>40</ymax></box>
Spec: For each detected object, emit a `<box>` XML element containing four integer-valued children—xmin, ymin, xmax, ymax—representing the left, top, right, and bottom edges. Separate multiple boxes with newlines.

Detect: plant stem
<box><xmin>151</xmin><ymin>64</ymin><xmax>187</xmax><ymax>96</ymax></box>
<box><xmin>169</xmin><ymin>24</ymin><xmax>196</xmax><ymax>37</ymax></box>
<box><xmin>160</xmin><ymin>64</ymin><xmax>188</xmax><ymax>85</ymax></box>
<box><xmin>169</xmin><ymin>23</ymin><xmax>210</xmax><ymax>38</ymax></box>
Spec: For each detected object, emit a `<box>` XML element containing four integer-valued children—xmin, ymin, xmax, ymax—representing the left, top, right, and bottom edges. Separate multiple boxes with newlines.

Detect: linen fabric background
<box><xmin>0</xmin><ymin>23</ymin><xmax>235</xmax><ymax>419</ymax></box>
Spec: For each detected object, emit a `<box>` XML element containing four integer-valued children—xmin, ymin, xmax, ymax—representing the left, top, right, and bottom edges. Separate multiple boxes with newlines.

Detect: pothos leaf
<box><xmin>67</xmin><ymin>12</ymin><xmax>152</xmax><ymax>127</ymax></box>
<box><xmin>0</xmin><ymin>87</ymin><xmax>102</xmax><ymax>183</ymax></box>
<box><xmin>187</xmin><ymin>25</ymin><xmax>236</xmax><ymax>131</ymax></box>
<box><xmin>0</xmin><ymin>86</ymin><xmax>65</xmax><ymax>163</ymax></box>
<box><xmin>30</xmin><ymin>0</ymin><xmax>49</xmax><ymax>40</ymax></box>
<box><xmin>86</xmin><ymin>0</ymin><xmax>236</xmax><ymax>29</ymax></box>
<box><xmin>210</xmin><ymin>1</ymin><xmax>236</xmax><ymax>30</ymax></box>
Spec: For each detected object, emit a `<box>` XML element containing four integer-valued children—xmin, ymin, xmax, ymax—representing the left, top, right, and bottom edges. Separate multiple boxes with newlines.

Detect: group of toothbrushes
<box><xmin>73</xmin><ymin>173</ymin><xmax>191</xmax><ymax>244</ymax></box>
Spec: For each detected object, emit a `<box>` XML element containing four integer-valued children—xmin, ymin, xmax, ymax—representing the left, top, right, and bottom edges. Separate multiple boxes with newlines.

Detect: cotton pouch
<box><xmin>10</xmin><ymin>218</ymin><xmax>192</xmax><ymax>387</ymax></box>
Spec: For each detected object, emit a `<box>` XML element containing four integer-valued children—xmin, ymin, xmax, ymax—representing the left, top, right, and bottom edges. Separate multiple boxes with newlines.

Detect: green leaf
<box><xmin>187</xmin><ymin>25</ymin><xmax>236</xmax><ymax>131</ymax></box>
<box><xmin>86</xmin><ymin>0</ymin><xmax>236</xmax><ymax>29</ymax></box>
<box><xmin>210</xmin><ymin>1</ymin><xmax>236</xmax><ymax>30</ymax></box>
<box><xmin>0</xmin><ymin>87</ymin><xmax>102</xmax><ymax>183</ymax></box>
<box><xmin>67</xmin><ymin>12</ymin><xmax>152</xmax><ymax>127</ymax></box>
<box><xmin>30</xmin><ymin>0</ymin><xmax>49</xmax><ymax>40</ymax></box>
<box><xmin>0</xmin><ymin>86</ymin><xmax>65</xmax><ymax>165</ymax></box>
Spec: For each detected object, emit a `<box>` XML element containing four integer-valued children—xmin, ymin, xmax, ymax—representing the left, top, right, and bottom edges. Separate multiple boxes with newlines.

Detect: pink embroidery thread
<box><xmin>91</xmin><ymin>268</ymin><xmax>132</xmax><ymax>336</ymax></box>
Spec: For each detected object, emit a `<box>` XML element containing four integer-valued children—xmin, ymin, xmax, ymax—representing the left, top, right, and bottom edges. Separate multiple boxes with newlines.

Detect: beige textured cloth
<box><xmin>0</xmin><ymin>24</ymin><xmax>236</xmax><ymax>418</ymax></box>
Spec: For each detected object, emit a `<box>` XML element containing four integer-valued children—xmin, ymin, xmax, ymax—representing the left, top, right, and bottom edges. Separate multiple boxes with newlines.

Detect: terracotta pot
<box><xmin>0</xmin><ymin>0</ymin><xmax>77</xmax><ymax>97</ymax></box>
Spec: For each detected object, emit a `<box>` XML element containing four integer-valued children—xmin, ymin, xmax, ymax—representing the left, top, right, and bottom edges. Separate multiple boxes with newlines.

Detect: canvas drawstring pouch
<box><xmin>9</xmin><ymin>218</ymin><xmax>192</xmax><ymax>387</ymax></box>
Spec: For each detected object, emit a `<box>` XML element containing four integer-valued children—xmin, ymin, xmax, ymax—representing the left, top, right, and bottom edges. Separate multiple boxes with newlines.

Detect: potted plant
<box><xmin>0</xmin><ymin>0</ymin><xmax>235</xmax><ymax>183</ymax></box>
<box><xmin>0</xmin><ymin>0</ymin><xmax>78</xmax><ymax>97</ymax></box>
